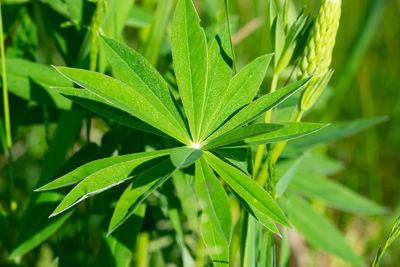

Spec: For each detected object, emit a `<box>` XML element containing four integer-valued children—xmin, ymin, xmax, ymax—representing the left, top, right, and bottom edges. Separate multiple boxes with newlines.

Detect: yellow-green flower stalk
<box><xmin>262</xmin><ymin>0</ymin><xmax>342</xmax><ymax>175</ymax></box>
<box><xmin>298</xmin><ymin>0</ymin><xmax>341</xmax><ymax>113</ymax></box>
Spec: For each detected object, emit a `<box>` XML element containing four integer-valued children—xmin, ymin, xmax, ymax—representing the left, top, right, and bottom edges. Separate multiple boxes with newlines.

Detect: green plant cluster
<box><xmin>0</xmin><ymin>0</ymin><xmax>397</xmax><ymax>266</ymax></box>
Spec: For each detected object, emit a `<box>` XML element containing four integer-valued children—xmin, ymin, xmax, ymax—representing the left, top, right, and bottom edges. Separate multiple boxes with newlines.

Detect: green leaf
<box><xmin>170</xmin><ymin>147</ymin><xmax>203</xmax><ymax>169</ymax></box>
<box><xmin>1</xmin><ymin>58</ymin><xmax>72</xmax><ymax>109</ymax></box>
<box><xmin>372</xmin><ymin>216</ymin><xmax>400</xmax><ymax>267</ymax></box>
<box><xmin>202</xmin><ymin>54</ymin><xmax>273</xmax><ymax>140</ymax></box>
<box><xmin>203</xmin><ymin>123</ymin><xmax>286</xmax><ymax>150</ymax></box>
<box><xmin>279</xmin><ymin>195</ymin><xmax>363</xmax><ymax>265</ymax></box>
<box><xmin>290</xmin><ymin>172</ymin><xmax>386</xmax><ymax>214</ymax></box>
<box><xmin>10</xmin><ymin>110</ymin><xmax>83</xmax><ymax>259</ymax></box>
<box><xmin>97</xmin><ymin>204</ymin><xmax>146</xmax><ymax>267</ymax></box>
<box><xmin>276</xmin><ymin>155</ymin><xmax>304</xmax><ymax>197</ymax></box>
<box><xmin>108</xmin><ymin>159</ymin><xmax>176</xmax><ymax>234</ymax></box>
<box><xmin>204</xmin><ymin>152</ymin><xmax>290</xmax><ymax>227</ymax></box>
<box><xmin>53</xmin><ymin>87</ymin><xmax>168</xmax><ymax>137</ymax></box>
<box><xmin>99</xmin><ymin>35</ymin><xmax>189</xmax><ymax>140</ymax></box>
<box><xmin>289</xmin><ymin>116</ymin><xmax>388</xmax><ymax>150</ymax></box>
<box><xmin>195</xmin><ymin>158</ymin><xmax>231</xmax><ymax>266</ymax></box>
<box><xmin>199</xmin><ymin>23</ymin><xmax>233</xmax><ymax>139</ymax></box>
<box><xmin>172</xmin><ymin>171</ymin><xmax>198</xmax><ymax>231</ymax></box>
<box><xmin>54</xmin><ymin>66</ymin><xmax>190</xmax><ymax>143</ymax></box>
<box><xmin>220</xmin><ymin>122</ymin><xmax>326</xmax><ymax>148</ymax></box>
<box><xmin>196</xmin><ymin>158</ymin><xmax>231</xmax><ymax>241</ymax></box>
<box><xmin>207</xmin><ymin>77</ymin><xmax>312</xmax><ymax>140</ymax></box>
<box><xmin>37</xmin><ymin>150</ymin><xmax>169</xmax><ymax>191</ymax></box>
<box><xmin>235</xmin><ymin>194</ymin><xmax>280</xmax><ymax>235</ymax></box>
<box><xmin>49</xmin><ymin>154</ymin><xmax>169</xmax><ymax>217</ymax></box>
<box><xmin>172</xmin><ymin>0</ymin><xmax>208</xmax><ymax>142</ymax></box>
<box><xmin>139</xmin><ymin>0</ymin><xmax>174</xmax><ymax>65</ymax></box>
<box><xmin>126</xmin><ymin>5</ymin><xmax>152</xmax><ymax>28</ymax></box>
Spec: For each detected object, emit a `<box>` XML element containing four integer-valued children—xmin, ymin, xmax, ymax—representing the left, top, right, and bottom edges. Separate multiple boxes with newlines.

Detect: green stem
<box><xmin>224</xmin><ymin>0</ymin><xmax>237</xmax><ymax>74</ymax></box>
<box><xmin>0</xmin><ymin>3</ymin><xmax>15</xmax><ymax>209</ymax></box>
<box><xmin>253</xmin><ymin>73</ymin><xmax>279</xmax><ymax>177</ymax></box>
<box><xmin>90</xmin><ymin>0</ymin><xmax>103</xmax><ymax>71</ymax></box>
<box><xmin>257</xmin><ymin>107</ymin><xmax>303</xmax><ymax>185</ymax></box>
<box><xmin>0</xmin><ymin>4</ymin><xmax>11</xmax><ymax>150</ymax></box>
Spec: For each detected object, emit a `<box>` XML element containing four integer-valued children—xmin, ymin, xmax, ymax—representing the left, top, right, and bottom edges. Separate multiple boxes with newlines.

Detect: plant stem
<box><xmin>0</xmin><ymin>4</ymin><xmax>11</xmax><ymax>150</ymax></box>
<box><xmin>253</xmin><ymin>73</ymin><xmax>279</xmax><ymax>177</ymax></box>
<box><xmin>257</xmin><ymin>106</ymin><xmax>303</xmax><ymax>185</ymax></box>
<box><xmin>90</xmin><ymin>0</ymin><xmax>103</xmax><ymax>71</ymax></box>
<box><xmin>224</xmin><ymin>0</ymin><xmax>237</xmax><ymax>74</ymax></box>
<box><xmin>0</xmin><ymin>3</ymin><xmax>15</xmax><ymax>209</ymax></box>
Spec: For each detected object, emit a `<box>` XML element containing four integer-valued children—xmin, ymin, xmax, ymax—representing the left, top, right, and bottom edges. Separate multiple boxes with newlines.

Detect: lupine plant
<box><xmin>0</xmin><ymin>0</ymin><xmax>396</xmax><ymax>266</ymax></box>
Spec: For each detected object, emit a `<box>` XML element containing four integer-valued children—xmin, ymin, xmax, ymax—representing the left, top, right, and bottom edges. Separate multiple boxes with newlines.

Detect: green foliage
<box><xmin>0</xmin><ymin>0</ymin><xmax>394</xmax><ymax>266</ymax></box>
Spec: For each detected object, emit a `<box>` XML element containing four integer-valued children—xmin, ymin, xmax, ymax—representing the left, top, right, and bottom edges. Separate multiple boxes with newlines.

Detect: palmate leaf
<box><xmin>53</xmin><ymin>87</ymin><xmax>168</xmax><ymax>137</ymax></box>
<box><xmin>204</xmin><ymin>152</ymin><xmax>290</xmax><ymax>227</ymax></box>
<box><xmin>54</xmin><ymin>67</ymin><xmax>190</xmax><ymax>144</ymax></box>
<box><xmin>201</xmin><ymin>54</ymin><xmax>273</xmax><ymax>141</ymax></box>
<box><xmin>195</xmin><ymin>158</ymin><xmax>231</xmax><ymax>266</ymax></box>
<box><xmin>279</xmin><ymin>194</ymin><xmax>363</xmax><ymax>265</ymax></box>
<box><xmin>172</xmin><ymin>0</ymin><xmax>208</xmax><ymax>142</ymax></box>
<box><xmin>108</xmin><ymin>159</ymin><xmax>176</xmax><ymax>234</ymax></box>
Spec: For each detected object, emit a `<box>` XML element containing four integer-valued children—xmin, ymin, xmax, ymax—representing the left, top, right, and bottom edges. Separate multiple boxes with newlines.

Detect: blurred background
<box><xmin>0</xmin><ymin>0</ymin><xmax>399</xmax><ymax>266</ymax></box>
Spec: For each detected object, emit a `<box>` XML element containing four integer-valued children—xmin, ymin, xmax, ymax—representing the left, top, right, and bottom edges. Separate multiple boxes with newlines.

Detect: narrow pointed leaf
<box><xmin>224</xmin><ymin>122</ymin><xmax>326</xmax><ymax>148</ymax></box>
<box><xmin>53</xmin><ymin>87</ymin><xmax>168</xmax><ymax>137</ymax></box>
<box><xmin>234</xmin><ymin>193</ymin><xmax>280</xmax><ymax>235</ymax></box>
<box><xmin>37</xmin><ymin>150</ymin><xmax>169</xmax><ymax>191</ymax></box>
<box><xmin>100</xmin><ymin>35</ymin><xmax>189</xmax><ymax>139</ymax></box>
<box><xmin>199</xmin><ymin>24</ymin><xmax>233</xmax><ymax>139</ymax></box>
<box><xmin>207</xmin><ymin>77</ymin><xmax>312</xmax><ymax>140</ymax></box>
<box><xmin>204</xmin><ymin>152</ymin><xmax>290</xmax><ymax>227</ymax></box>
<box><xmin>54</xmin><ymin>67</ymin><xmax>190</xmax><ymax>143</ymax></box>
<box><xmin>195</xmin><ymin>159</ymin><xmax>230</xmax><ymax>266</ymax></box>
<box><xmin>203</xmin><ymin>123</ymin><xmax>286</xmax><ymax>150</ymax></box>
<box><xmin>290</xmin><ymin>116</ymin><xmax>388</xmax><ymax>150</ymax></box>
<box><xmin>291</xmin><ymin>173</ymin><xmax>386</xmax><ymax>214</ymax></box>
<box><xmin>108</xmin><ymin>159</ymin><xmax>176</xmax><ymax>234</ymax></box>
<box><xmin>202</xmin><ymin>54</ymin><xmax>272</xmax><ymax>140</ymax></box>
<box><xmin>279</xmin><ymin>195</ymin><xmax>362</xmax><ymax>265</ymax></box>
<box><xmin>170</xmin><ymin>147</ymin><xmax>203</xmax><ymax>169</ymax></box>
<box><xmin>172</xmin><ymin>0</ymin><xmax>208</xmax><ymax>142</ymax></box>
<box><xmin>276</xmin><ymin>155</ymin><xmax>305</xmax><ymax>197</ymax></box>
<box><xmin>195</xmin><ymin>158</ymin><xmax>231</xmax><ymax>241</ymax></box>
<box><xmin>50</xmin><ymin>154</ymin><xmax>169</xmax><ymax>217</ymax></box>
